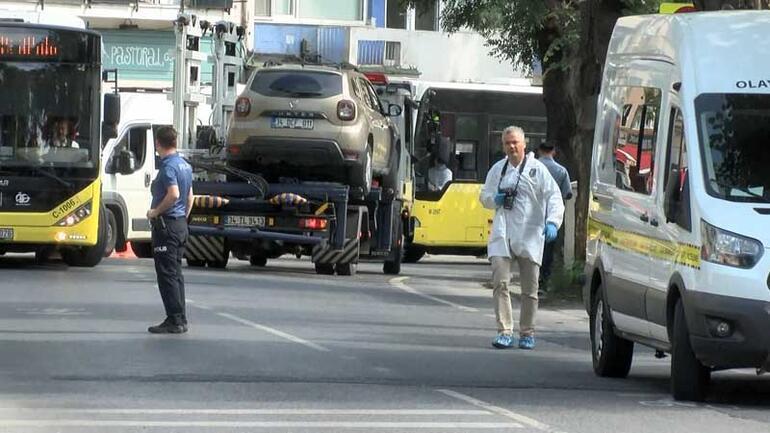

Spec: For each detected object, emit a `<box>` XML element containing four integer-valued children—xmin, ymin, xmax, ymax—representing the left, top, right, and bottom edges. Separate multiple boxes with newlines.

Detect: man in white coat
<box><xmin>479</xmin><ymin>126</ymin><xmax>564</xmax><ymax>350</ymax></box>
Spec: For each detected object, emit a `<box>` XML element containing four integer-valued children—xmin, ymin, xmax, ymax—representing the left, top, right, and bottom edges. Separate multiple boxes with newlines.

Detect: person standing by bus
<box><xmin>479</xmin><ymin>126</ymin><xmax>564</xmax><ymax>350</ymax></box>
<box><xmin>536</xmin><ymin>141</ymin><xmax>573</xmax><ymax>297</ymax></box>
<box><xmin>146</xmin><ymin>126</ymin><xmax>194</xmax><ymax>334</ymax></box>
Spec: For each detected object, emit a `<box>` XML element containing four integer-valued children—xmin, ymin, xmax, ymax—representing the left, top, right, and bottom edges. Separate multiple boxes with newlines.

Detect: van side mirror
<box><xmin>387</xmin><ymin>103</ymin><xmax>402</xmax><ymax>117</ymax></box>
<box><xmin>116</xmin><ymin>149</ymin><xmax>136</xmax><ymax>175</ymax></box>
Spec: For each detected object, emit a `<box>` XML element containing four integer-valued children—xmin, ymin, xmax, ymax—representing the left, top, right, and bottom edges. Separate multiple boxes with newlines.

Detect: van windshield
<box><xmin>696</xmin><ymin>93</ymin><xmax>770</xmax><ymax>203</ymax></box>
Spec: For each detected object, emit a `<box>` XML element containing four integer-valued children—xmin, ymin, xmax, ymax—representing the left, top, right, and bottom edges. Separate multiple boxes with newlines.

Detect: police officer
<box><xmin>147</xmin><ymin>126</ymin><xmax>193</xmax><ymax>334</ymax></box>
<box><xmin>536</xmin><ymin>140</ymin><xmax>573</xmax><ymax>296</ymax></box>
<box><xmin>479</xmin><ymin>126</ymin><xmax>564</xmax><ymax>350</ymax></box>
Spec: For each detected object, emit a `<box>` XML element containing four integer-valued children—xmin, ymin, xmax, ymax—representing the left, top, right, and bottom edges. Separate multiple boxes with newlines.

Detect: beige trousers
<box><xmin>490</xmin><ymin>256</ymin><xmax>540</xmax><ymax>337</ymax></box>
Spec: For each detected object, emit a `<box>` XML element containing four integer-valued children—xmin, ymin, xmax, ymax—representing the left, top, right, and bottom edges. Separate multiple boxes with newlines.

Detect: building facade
<box><xmin>242</xmin><ymin>0</ymin><xmax>530</xmax><ymax>84</ymax></box>
<box><xmin>1</xmin><ymin>0</ymin><xmax>239</xmax><ymax>87</ymax></box>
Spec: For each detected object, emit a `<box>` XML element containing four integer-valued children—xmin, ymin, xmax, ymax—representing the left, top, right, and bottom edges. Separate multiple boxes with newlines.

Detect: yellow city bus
<box><xmin>404</xmin><ymin>82</ymin><xmax>546</xmax><ymax>262</ymax></box>
<box><xmin>0</xmin><ymin>15</ymin><xmax>119</xmax><ymax>265</ymax></box>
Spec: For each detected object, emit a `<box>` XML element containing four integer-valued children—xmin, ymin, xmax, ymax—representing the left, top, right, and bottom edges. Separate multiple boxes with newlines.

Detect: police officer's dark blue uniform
<box><xmin>147</xmin><ymin>126</ymin><xmax>193</xmax><ymax>334</ymax></box>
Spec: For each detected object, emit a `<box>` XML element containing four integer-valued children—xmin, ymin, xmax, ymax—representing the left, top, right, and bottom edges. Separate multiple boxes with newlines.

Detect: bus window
<box><xmin>455</xmin><ymin>141</ymin><xmax>477</xmax><ymax>180</ymax></box>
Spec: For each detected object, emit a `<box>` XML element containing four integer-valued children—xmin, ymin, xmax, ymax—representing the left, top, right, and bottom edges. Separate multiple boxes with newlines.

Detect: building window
<box><xmin>299</xmin><ymin>0</ymin><xmax>363</xmax><ymax>21</ymax></box>
<box><xmin>275</xmin><ymin>0</ymin><xmax>294</xmax><ymax>16</ymax></box>
<box><xmin>415</xmin><ymin>0</ymin><xmax>438</xmax><ymax>31</ymax></box>
<box><xmin>386</xmin><ymin>0</ymin><xmax>407</xmax><ymax>29</ymax></box>
<box><xmin>255</xmin><ymin>0</ymin><xmax>270</xmax><ymax>16</ymax></box>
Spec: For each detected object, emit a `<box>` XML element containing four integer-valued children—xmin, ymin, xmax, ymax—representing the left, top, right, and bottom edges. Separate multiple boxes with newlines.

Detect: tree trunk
<box><xmin>539</xmin><ymin>1</ymin><xmax>624</xmax><ymax>265</ymax></box>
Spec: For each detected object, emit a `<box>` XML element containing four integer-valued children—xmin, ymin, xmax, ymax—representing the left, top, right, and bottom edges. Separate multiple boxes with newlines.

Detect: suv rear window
<box><xmin>250</xmin><ymin>70</ymin><xmax>342</xmax><ymax>98</ymax></box>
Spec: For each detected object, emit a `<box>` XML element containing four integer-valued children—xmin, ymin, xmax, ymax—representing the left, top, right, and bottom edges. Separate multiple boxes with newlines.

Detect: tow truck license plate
<box><xmin>0</xmin><ymin>228</ymin><xmax>13</xmax><ymax>240</ymax></box>
<box><xmin>225</xmin><ymin>215</ymin><xmax>265</xmax><ymax>228</ymax></box>
<box><xmin>271</xmin><ymin>117</ymin><xmax>314</xmax><ymax>130</ymax></box>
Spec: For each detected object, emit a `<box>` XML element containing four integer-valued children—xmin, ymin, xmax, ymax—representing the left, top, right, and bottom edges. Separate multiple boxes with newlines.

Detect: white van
<box><xmin>585</xmin><ymin>11</ymin><xmax>770</xmax><ymax>402</ymax></box>
<box><xmin>101</xmin><ymin>92</ymin><xmax>212</xmax><ymax>258</ymax></box>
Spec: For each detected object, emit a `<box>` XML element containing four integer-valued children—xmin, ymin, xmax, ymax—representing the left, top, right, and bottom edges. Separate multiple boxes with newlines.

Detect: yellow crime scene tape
<box><xmin>659</xmin><ymin>2</ymin><xmax>696</xmax><ymax>13</ymax></box>
<box><xmin>588</xmin><ymin>218</ymin><xmax>701</xmax><ymax>269</ymax></box>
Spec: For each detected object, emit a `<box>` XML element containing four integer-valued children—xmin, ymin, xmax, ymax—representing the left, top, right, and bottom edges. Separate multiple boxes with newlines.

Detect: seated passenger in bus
<box><xmin>428</xmin><ymin>156</ymin><xmax>452</xmax><ymax>191</ymax></box>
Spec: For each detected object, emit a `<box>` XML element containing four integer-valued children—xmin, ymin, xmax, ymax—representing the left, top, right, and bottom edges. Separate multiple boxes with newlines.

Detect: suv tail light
<box><xmin>235</xmin><ymin>97</ymin><xmax>251</xmax><ymax>117</ymax></box>
<box><xmin>337</xmin><ymin>100</ymin><xmax>356</xmax><ymax>121</ymax></box>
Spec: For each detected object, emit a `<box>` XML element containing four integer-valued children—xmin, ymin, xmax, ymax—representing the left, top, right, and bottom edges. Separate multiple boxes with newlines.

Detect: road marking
<box><xmin>216</xmin><ymin>312</ymin><xmax>330</xmax><ymax>352</ymax></box>
<box><xmin>187</xmin><ymin>299</ymin><xmax>211</xmax><ymax>310</ymax></box>
<box><xmin>437</xmin><ymin>389</ymin><xmax>567</xmax><ymax>433</ymax></box>
<box><xmin>0</xmin><ymin>409</ymin><xmax>490</xmax><ymax>415</ymax></box>
<box><xmin>389</xmin><ymin>277</ymin><xmax>478</xmax><ymax>312</ymax></box>
<box><xmin>0</xmin><ymin>420</ymin><xmax>522</xmax><ymax>429</ymax></box>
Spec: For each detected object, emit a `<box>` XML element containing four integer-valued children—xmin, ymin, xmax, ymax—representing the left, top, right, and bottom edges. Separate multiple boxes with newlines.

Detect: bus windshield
<box><xmin>0</xmin><ymin>62</ymin><xmax>96</xmax><ymax>173</ymax></box>
<box><xmin>413</xmin><ymin>87</ymin><xmax>546</xmax><ymax>194</ymax></box>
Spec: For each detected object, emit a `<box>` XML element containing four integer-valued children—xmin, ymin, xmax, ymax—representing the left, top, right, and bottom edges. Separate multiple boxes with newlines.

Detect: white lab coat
<box><xmin>479</xmin><ymin>152</ymin><xmax>565</xmax><ymax>265</ymax></box>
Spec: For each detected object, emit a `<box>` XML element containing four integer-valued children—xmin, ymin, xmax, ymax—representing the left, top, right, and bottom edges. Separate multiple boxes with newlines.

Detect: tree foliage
<box><xmin>405</xmin><ymin>1</ymin><xmax>658</xmax><ymax>74</ymax></box>
<box><xmin>403</xmin><ymin>0</ymin><xmax>766</xmax><ymax>265</ymax></box>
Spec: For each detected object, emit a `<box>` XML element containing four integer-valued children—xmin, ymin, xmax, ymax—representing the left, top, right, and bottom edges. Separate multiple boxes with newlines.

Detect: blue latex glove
<box><xmin>543</xmin><ymin>222</ymin><xmax>558</xmax><ymax>243</ymax></box>
<box><xmin>494</xmin><ymin>192</ymin><xmax>506</xmax><ymax>207</ymax></box>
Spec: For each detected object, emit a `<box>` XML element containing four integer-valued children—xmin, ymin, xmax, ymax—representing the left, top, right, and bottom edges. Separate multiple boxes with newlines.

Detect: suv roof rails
<box><xmin>257</xmin><ymin>54</ymin><xmax>360</xmax><ymax>73</ymax></box>
<box><xmin>116</xmin><ymin>87</ymin><xmax>171</xmax><ymax>94</ymax></box>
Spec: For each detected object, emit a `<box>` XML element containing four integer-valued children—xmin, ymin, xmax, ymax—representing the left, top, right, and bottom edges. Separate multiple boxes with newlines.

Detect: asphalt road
<box><xmin>0</xmin><ymin>253</ymin><xmax>768</xmax><ymax>433</ymax></box>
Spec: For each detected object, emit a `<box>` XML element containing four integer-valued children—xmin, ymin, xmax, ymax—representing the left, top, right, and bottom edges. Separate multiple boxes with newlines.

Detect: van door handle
<box><xmin>650</xmin><ymin>218</ymin><xmax>659</xmax><ymax>227</ymax></box>
<box><xmin>144</xmin><ymin>172</ymin><xmax>151</xmax><ymax>187</ymax></box>
<box><xmin>639</xmin><ymin>213</ymin><xmax>649</xmax><ymax>222</ymax></box>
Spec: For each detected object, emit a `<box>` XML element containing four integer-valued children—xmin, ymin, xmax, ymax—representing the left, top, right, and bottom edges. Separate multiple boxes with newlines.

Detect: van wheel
<box><xmin>315</xmin><ymin>263</ymin><xmax>335</xmax><ymax>275</ymax></box>
<box><xmin>336</xmin><ymin>262</ymin><xmax>357</xmax><ymax>276</ymax></box>
<box><xmin>103</xmin><ymin>208</ymin><xmax>117</xmax><ymax>257</ymax></box>
<box><xmin>249</xmin><ymin>255</ymin><xmax>268</xmax><ymax>267</ymax></box>
<box><xmin>590</xmin><ymin>283</ymin><xmax>634</xmax><ymax>377</ymax></box>
<box><xmin>131</xmin><ymin>241</ymin><xmax>153</xmax><ymax>259</ymax></box>
<box><xmin>671</xmin><ymin>299</ymin><xmax>710</xmax><ymax>401</ymax></box>
<box><xmin>207</xmin><ymin>258</ymin><xmax>229</xmax><ymax>269</ymax></box>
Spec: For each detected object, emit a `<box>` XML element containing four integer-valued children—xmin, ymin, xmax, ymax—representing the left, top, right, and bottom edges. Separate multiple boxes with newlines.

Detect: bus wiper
<box><xmin>710</xmin><ymin>178</ymin><xmax>770</xmax><ymax>202</ymax></box>
<box><xmin>33</xmin><ymin>166</ymin><xmax>73</xmax><ymax>189</ymax></box>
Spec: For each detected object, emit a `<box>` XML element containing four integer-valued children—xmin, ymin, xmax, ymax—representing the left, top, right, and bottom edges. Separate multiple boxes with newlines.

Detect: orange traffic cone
<box><xmin>111</xmin><ymin>242</ymin><xmax>138</xmax><ymax>259</ymax></box>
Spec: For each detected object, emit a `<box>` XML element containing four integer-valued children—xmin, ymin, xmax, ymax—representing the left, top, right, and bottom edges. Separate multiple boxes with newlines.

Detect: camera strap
<box><xmin>497</xmin><ymin>155</ymin><xmax>528</xmax><ymax>195</ymax></box>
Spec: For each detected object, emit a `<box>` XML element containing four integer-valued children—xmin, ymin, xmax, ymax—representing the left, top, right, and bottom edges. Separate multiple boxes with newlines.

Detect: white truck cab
<box><xmin>101</xmin><ymin>92</ymin><xmax>214</xmax><ymax>258</ymax></box>
<box><xmin>585</xmin><ymin>11</ymin><xmax>770</xmax><ymax>402</ymax></box>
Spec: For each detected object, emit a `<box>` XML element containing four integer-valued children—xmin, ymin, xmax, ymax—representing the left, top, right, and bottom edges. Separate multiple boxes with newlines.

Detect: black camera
<box><xmin>500</xmin><ymin>188</ymin><xmax>516</xmax><ymax>210</ymax></box>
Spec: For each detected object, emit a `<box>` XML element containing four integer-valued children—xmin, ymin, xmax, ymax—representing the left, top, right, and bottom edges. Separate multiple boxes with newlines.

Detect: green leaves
<box><xmin>405</xmin><ymin>0</ymin><xmax>661</xmax><ymax>74</ymax></box>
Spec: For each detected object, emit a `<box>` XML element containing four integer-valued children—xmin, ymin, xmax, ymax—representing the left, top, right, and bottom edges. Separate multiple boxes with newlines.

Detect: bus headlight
<box><xmin>701</xmin><ymin>220</ymin><xmax>763</xmax><ymax>268</ymax></box>
<box><xmin>54</xmin><ymin>201</ymin><xmax>93</xmax><ymax>227</ymax></box>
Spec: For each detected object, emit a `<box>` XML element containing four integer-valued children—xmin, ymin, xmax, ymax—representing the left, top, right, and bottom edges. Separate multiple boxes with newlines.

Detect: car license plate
<box><xmin>271</xmin><ymin>117</ymin><xmax>314</xmax><ymax>130</ymax></box>
<box><xmin>225</xmin><ymin>215</ymin><xmax>265</xmax><ymax>228</ymax></box>
<box><xmin>0</xmin><ymin>228</ymin><xmax>13</xmax><ymax>240</ymax></box>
